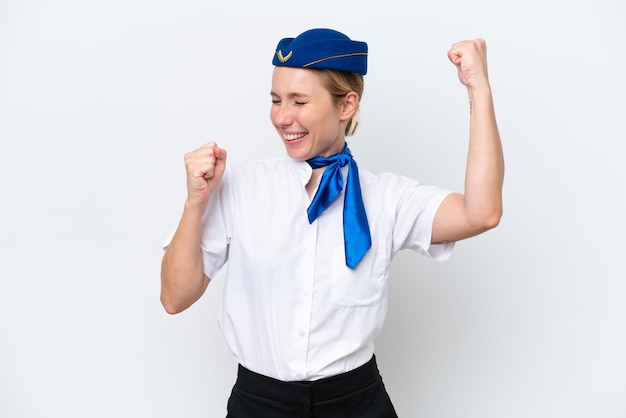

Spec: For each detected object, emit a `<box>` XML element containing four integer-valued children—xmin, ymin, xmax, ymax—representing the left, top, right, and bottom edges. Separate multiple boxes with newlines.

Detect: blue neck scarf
<box><xmin>306</xmin><ymin>143</ymin><xmax>372</xmax><ymax>269</ymax></box>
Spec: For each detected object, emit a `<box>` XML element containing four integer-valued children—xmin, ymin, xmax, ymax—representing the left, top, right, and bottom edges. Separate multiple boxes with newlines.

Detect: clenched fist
<box><xmin>183</xmin><ymin>142</ymin><xmax>227</xmax><ymax>210</ymax></box>
<box><xmin>447</xmin><ymin>38</ymin><xmax>490</xmax><ymax>91</ymax></box>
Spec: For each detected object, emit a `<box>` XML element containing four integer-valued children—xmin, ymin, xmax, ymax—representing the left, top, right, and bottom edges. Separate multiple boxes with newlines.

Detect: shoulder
<box><xmin>358</xmin><ymin>166</ymin><xmax>418</xmax><ymax>190</ymax></box>
<box><xmin>220</xmin><ymin>155</ymin><xmax>308</xmax><ymax>195</ymax></box>
<box><xmin>359</xmin><ymin>167</ymin><xmax>451</xmax><ymax>207</ymax></box>
<box><xmin>225</xmin><ymin>155</ymin><xmax>292</xmax><ymax>180</ymax></box>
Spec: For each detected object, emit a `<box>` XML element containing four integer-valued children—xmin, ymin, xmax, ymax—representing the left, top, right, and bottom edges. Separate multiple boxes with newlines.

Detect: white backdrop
<box><xmin>1</xmin><ymin>0</ymin><xmax>625</xmax><ymax>417</ymax></box>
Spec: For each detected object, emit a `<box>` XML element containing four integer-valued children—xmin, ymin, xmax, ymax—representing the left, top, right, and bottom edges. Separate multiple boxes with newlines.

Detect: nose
<box><xmin>272</xmin><ymin>103</ymin><xmax>293</xmax><ymax>126</ymax></box>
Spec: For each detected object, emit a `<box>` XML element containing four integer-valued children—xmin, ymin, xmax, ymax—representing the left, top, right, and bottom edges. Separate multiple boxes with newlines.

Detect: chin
<box><xmin>285</xmin><ymin>150</ymin><xmax>309</xmax><ymax>161</ymax></box>
<box><xmin>283</xmin><ymin>145</ymin><xmax>311</xmax><ymax>161</ymax></box>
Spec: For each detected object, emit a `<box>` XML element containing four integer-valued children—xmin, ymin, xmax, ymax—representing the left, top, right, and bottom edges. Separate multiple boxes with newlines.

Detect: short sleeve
<box><xmin>384</xmin><ymin>174</ymin><xmax>455</xmax><ymax>261</ymax></box>
<box><xmin>162</xmin><ymin>176</ymin><xmax>231</xmax><ymax>280</ymax></box>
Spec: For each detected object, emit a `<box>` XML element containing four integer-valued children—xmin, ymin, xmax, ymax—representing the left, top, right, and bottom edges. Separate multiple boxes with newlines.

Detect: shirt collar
<box><xmin>286</xmin><ymin>157</ymin><xmax>313</xmax><ymax>187</ymax></box>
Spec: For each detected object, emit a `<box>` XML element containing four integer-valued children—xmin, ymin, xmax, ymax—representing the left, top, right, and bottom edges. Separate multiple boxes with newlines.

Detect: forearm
<box><xmin>160</xmin><ymin>201</ymin><xmax>210</xmax><ymax>314</ymax></box>
<box><xmin>463</xmin><ymin>85</ymin><xmax>504</xmax><ymax>227</ymax></box>
<box><xmin>432</xmin><ymin>38</ymin><xmax>503</xmax><ymax>244</ymax></box>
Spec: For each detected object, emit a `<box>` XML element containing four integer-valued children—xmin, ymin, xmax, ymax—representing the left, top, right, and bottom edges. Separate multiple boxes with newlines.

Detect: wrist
<box><xmin>466</xmin><ymin>82</ymin><xmax>492</xmax><ymax>100</ymax></box>
<box><xmin>183</xmin><ymin>198</ymin><xmax>208</xmax><ymax>218</ymax></box>
<box><xmin>467</xmin><ymin>84</ymin><xmax>493</xmax><ymax>113</ymax></box>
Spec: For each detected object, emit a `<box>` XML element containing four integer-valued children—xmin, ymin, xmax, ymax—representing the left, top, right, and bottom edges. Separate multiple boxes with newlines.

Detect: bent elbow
<box><xmin>481</xmin><ymin>205</ymin><xmax>503</xmax><ymax>231</ymax></box>
<box><xmin>160</xmin><ymin>293</ymin><xmax>187</xmax><ymax>315</ymax></box>
<box><xmin>467</xmin><ymin>204</ymin><xmax>502</xmax><ymax>235</ymax></box>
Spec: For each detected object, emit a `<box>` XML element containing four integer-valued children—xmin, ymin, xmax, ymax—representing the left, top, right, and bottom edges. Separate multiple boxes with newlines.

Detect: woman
<box><xmin>161</xmin><ymin>28</ymin><xmax>504</xmax><ymax>417</ymax></box>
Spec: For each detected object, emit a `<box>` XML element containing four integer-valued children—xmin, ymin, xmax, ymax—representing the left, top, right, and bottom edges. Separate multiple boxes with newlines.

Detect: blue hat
<box><xmin>272</xmin><ymin>28</ymin><xmax>368</xmax><ymax>75</ymax></box>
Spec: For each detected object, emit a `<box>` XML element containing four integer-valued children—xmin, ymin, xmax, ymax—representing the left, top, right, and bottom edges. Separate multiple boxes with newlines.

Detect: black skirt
<box><xmin>226</xmin><ymin>355</ymin><xmax>398</xmax><ymax>418</ymax></box>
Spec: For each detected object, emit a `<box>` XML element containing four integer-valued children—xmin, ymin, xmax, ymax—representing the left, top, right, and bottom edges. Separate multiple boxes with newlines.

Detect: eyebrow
<box><xmin>269</xmin><ymin>91</ymin><xmax>310</xmax><ymax>99</ymax></box>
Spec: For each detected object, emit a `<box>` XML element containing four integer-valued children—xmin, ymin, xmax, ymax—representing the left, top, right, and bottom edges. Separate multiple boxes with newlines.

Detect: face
<box><xmin>270</xmin><ymin>67</ymin><xmax>353</xmax><ymax>161</ymax></box>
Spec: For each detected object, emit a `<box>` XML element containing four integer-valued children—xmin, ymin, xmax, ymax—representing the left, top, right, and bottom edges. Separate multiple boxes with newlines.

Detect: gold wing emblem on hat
<box><xmin>276</xmin><ymin>50</ymin><xmax>293</xmax><ymax>63</ymax></box>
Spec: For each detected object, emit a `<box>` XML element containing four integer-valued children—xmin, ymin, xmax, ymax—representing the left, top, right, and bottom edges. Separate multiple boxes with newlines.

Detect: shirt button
<box><xmin>305</xmin><ymin>249</ymin><xmax>313</xmax><ymax>256</ymax></box>
<box><xmin>299</xmin><ymin>330</ymin><xmax>305</xmax><ymax>337</ymax></box>
<box><xmin>296</xmin><ymin>373</ymin><xmax>303</xmax><ymax>379</ymax></box>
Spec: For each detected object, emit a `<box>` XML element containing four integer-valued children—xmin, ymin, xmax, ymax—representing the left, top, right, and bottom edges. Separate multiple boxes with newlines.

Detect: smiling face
<box><xmin>270</xmin><ymin>67</ymin><xmax>356</xmax><ymax>161</ymax></box>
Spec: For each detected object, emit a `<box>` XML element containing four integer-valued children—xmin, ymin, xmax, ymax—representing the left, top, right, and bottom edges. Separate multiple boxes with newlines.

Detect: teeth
<box><xmin>284</xmin><ymin>133</ymin><xmax>306</xmax><ymax>141</ymax></box>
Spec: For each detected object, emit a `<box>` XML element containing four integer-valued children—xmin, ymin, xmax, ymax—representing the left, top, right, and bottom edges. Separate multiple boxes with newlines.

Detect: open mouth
<box><xmin>284</xmin><ymin>133</ymin><xmax>307</xmax><ymax>141</ymax></box>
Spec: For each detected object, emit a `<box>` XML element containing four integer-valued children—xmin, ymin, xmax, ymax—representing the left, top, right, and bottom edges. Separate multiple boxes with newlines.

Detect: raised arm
<box><xmin>160</xmin><ymin>142</ymin><xmax>227</xmax><ymax>314</ymax></box>
<box><xmin>431</xmin><ymin>38</ymin><xmax>504</xmax><ymax>243</ymax></box>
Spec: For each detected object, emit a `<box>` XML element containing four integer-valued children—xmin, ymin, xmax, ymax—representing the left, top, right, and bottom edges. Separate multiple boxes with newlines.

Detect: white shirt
<box><xmin>165</xmin><ymin>155</ymin><xmax>454</xmax><ymax>381</ymax></box>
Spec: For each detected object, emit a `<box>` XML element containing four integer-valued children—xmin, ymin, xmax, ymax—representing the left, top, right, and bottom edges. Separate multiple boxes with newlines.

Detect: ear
<box><xmin>339</xmin><ymin>91</ymin><xmax>359</xmax><ymax>121</ymax></box>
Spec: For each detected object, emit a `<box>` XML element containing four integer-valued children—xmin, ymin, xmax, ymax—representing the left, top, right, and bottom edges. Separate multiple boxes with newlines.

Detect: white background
<box><xmin>1</xmin><ymin>0</ymin><xmax>625</xmax><ymax>417</ymax></box>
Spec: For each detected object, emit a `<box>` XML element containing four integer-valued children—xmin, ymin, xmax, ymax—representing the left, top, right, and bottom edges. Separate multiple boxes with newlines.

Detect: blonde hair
<box><xmin>314</xmin><ymin>69</ymin><xmax>364</xmax><ymax>137</ymax></box>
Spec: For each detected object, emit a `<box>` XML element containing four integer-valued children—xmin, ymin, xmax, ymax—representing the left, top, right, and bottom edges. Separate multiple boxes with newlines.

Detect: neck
<box><xmin>313</xmin><ymin>141</ymin><xmax>347</xmax><ymax>160</ymax></box>
<box><xmin>306</xmin><ymin>167</ymin><xmax>325</xmax><ymax>197</ymax></box>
